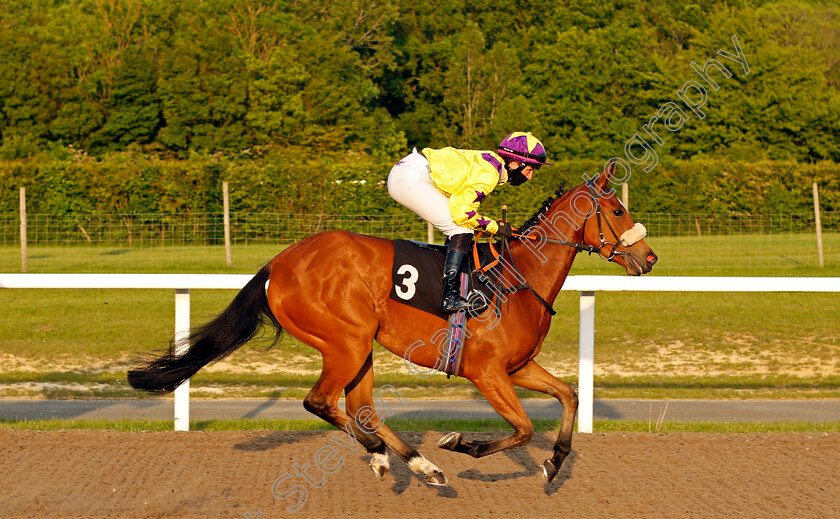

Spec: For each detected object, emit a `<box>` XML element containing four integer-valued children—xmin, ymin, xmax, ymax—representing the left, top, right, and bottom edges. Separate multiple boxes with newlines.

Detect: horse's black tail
<box><xmin>128</xmin><ymin>263</ymin><xmax>282</xmax><ymax>394</ymax></box>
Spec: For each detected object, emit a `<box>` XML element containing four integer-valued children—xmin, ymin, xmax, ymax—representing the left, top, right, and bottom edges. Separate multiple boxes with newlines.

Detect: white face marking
<box><xmin>617</xmin><ymin>197</ymin><xmax>628</xmax><ymax>211</ymax></box>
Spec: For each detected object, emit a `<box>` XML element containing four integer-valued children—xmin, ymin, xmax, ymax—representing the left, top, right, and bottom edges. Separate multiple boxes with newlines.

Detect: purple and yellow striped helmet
<box><xmin>497</xmin><ymin>132</ymin><xmax>551</xmax><ymax>167</ymax></box>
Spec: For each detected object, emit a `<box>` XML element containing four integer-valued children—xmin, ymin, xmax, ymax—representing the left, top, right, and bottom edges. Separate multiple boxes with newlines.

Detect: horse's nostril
<box><xmin>647</xmin><ymin>253</ymin><xmax>658</xmax><ymax>265</ymax></box>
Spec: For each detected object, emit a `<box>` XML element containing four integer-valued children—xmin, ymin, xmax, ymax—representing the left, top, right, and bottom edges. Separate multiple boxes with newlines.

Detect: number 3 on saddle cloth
<box><xmin>389</xmin><ymin>239</ymin><xmax>500</xmax><ymax>378</ymax></box>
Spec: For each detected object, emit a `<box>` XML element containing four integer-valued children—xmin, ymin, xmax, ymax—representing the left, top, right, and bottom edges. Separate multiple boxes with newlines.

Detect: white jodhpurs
<box><xmin>387</xmin><ymin>149</ymin><xmax>473</xmax><ymax>237</ymax></box>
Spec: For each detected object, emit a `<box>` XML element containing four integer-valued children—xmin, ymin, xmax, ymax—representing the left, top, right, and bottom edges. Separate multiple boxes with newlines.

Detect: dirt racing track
<box><xmin>1</xmin><ymin>430</ymin><xmax>838</xmax><ymax>519</ymax></box>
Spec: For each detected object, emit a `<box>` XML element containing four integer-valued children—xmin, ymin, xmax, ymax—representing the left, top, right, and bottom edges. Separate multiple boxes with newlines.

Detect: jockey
<box><xmin>387</xmin><ymin>131</ymin><xmax>551</xmax><ymax>314</ymax></box>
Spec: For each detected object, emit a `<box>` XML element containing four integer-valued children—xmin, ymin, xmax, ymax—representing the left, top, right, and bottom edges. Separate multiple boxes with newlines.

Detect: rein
<box><xmin>472</xmin><ymin>233</ymin><xmax>557</xmax><ymax>317</ymax></box>
<box><xmin>473</xmin><ymin>181</ymin><xmax>641</xmax><ymax>317</ymax></box>
<box><xmin>514</xmin><ymin>181</ymin><xmax>639</xmax><ymax>262</ymax></box>
<box><xmin>473</xmin><ymin>203</ymin><xmax>559</xmax><ymax>317</ymax></box>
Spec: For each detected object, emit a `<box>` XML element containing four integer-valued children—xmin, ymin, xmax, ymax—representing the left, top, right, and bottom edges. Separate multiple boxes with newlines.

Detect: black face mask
<box><xmin>506</xmin><ymin>163</ymin><xmax>529</xmax><ymax>186</ymax></box>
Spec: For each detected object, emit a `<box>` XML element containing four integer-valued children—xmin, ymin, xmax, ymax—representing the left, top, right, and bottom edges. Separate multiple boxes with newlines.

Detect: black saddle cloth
<box><xmin>389</xmin><ymin>239</ymin><xmax>497</xmax><ymax>319</ymax></box>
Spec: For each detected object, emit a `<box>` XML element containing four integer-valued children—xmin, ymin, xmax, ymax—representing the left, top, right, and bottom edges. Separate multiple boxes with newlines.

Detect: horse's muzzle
<box><xmin>623</xmin><ymin>249</ymin><xmax>657</xmax><ymax>275</ymax></box>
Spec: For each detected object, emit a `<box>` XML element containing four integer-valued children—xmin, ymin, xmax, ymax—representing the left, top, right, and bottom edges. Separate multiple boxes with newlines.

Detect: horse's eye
<box><xmin>613</xmin><ymin>209</ymin><xmax>624</xmax><ymax>217</ymax></box>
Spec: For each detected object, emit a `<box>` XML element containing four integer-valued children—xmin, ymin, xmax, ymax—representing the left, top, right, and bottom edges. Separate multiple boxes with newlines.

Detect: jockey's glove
<box><xmin>495</xmin><ymin>221</ymin><xmax>514</xmax><ymax>238</ymax></box>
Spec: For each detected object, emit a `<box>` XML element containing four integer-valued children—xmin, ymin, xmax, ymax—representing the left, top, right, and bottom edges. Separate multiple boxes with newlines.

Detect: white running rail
<box><xmin>2</xmin><ymin>274</ymin><xmax>839</xmax><ymax>432</ymax></box>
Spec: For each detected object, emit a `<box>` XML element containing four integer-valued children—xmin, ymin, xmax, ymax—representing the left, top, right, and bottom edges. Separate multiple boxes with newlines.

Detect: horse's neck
<box><xmin>509</xmin><ymin>204</ymin><xmax>584</xmax><ymax>304</ymax></box>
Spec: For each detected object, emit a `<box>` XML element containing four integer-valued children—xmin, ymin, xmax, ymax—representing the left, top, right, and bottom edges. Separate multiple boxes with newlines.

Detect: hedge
<box><xmin>1</xmin><ymin>153</ymin><xmax>837</xmax><ymax>219</ymax></box>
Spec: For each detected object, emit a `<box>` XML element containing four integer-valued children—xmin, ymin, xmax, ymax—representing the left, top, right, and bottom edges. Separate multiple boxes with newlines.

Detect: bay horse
<box><xmin>128</xmin><ymin>164</ymin><xmax>657</xmax><ymax>486</ymax></box>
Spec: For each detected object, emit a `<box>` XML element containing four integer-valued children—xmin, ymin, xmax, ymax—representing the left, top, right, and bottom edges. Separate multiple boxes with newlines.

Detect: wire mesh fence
<box><xmin>0</xmin><ymin>211</ymin><xmax>837</xmax><ymax>273</ymax></box>
<box><xmin>0</xmin><ymin>212</ymin><xmax>430</xmax><ymax>247</ymax></box>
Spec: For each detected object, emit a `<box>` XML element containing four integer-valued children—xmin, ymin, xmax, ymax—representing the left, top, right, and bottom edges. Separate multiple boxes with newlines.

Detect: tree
<box><xmin>90</xmin><ymin>49</ymin><xmax>161</xmax><ymax>149</ymax></box>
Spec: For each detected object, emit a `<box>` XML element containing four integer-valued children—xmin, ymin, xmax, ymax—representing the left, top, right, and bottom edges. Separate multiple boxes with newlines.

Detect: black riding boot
<box><xmin>441</xmin><ymin>234</ymin><xmax>487</xmax><ymax>314</ymax></box>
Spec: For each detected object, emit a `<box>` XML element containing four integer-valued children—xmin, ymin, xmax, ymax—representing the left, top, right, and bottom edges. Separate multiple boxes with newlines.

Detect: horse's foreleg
<box><xmin>438</xmin><ymin>371</ymin><xmax>534</xmax><ymax>458</ymax></box>
<box><xmin>509</xmin><ymin>360</ymin><xmax>578</xmax><ymax>483</ymax></box>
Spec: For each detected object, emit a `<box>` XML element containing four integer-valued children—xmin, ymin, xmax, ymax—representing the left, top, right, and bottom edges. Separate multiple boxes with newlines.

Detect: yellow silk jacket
<box><xmin>421</xmin><ymin>147</ymin><xmax>508</xmax><ymax>234</ymax></box>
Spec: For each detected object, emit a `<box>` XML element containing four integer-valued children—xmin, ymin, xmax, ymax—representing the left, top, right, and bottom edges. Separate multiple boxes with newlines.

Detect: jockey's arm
<box><xmin>448</xmin><ymin>180</ymin><xmax>500</xmax><ymax>234</ymax></box>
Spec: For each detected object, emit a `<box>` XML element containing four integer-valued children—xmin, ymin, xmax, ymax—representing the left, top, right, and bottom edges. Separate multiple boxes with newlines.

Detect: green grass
<box><xmin>1</xmin><ymin>286</ymin><xmax>836</xmax><ymax>400</ymax></box>
<box><xmin>1</xmin><ymin>230</ymin><xmax>838</xmax><ymax>274</ymax></box>
<box><xmin>0</xmin><ymin>244</ymin><xmax>287</xmax><ymax>273</ymax></box>
<box><xmin>1</xmin><ymin>233</ymin><xmax>838</xmax><ymax>400</ymax></box>
<box><xmin>595</xmin><ymin>421</ymin><xmax>840</xmax><ymax>433</ymax></box>
<box><xmin>1</xmin><ymin>370</ymin><xmax>838</xmax><ymax>400</ymax></box>
<box><xmin>569</xmin><ymin>231</ymin><xmax>840</xmax><ymax>276</ymax></box>
<box><xmin>2</xmin><ymin>417</ymin><xmax>839</xmax><ymax>434</ymax></box>
<box><xmin>2</xmin><ymin>273</ymin><xmax>837</xmax><ymax>366</ymax></box>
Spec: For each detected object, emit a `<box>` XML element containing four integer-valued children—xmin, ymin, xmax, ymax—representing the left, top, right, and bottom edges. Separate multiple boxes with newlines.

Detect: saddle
<box><xmin>389</xmin><ymin>239</ymin><xmax>498</xmax><ymax>320</ymax></box>
<box><xmin>390</xmin><ymin>239</ymin><xmax>510</xmax><ymax>377</ymax></box>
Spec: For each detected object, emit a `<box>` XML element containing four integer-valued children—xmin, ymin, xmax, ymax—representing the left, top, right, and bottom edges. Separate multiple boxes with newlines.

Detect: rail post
<box><xmin>19</xmin><ymin>187</ymin><xmax>27</xmax><ymax>273</ymax></box>
<box><xmin>813</xmin><ymin>182</ymin><xmax>824</xmax><ymax>268</ymax></box>
<box><xmin>174</xmin><ymin>289</ymin><xmax>191</xmax><ymax>431</ymax></box>
<box><xmin>578</xmin><ymin>291</ymin><xmax>596</xmax><ymax>433</ymax></box>
<box><xmin>223</xmin><ymin>181</ymin><xmax>232</xmax><ymax>267</ymax></box>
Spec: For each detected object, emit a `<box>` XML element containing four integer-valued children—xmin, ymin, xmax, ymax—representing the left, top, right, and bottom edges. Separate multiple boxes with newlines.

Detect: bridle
<box><xmin>475</xmin><ymin>181</ymin><xmax>644</xmax><ymax>317</ymax></box>
<box><xmin>516</xmin><ymin>180</ymin><xmax>634</xmax><ymax>263</ymax></box>
<box><xmin>578</xmin><ymin>180</ymin><xmax>633</xmax><ymax>262</ymax></box>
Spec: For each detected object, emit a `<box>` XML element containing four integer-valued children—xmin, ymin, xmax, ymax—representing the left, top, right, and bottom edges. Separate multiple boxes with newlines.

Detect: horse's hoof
<box><xmin>541</xmin><ymin>459</ymin><xmax>559</xmax><ymax>483</ymax></box>
<box><xmin>370</xmin><ymin>463</ymin><xmax>387</xmax><ymax>480</ymax></box>
<box><xmin>425</xmin><ymin>470</ymin><xmax>448</xmax><ymax>486</ymax></box>
<box><xmin>369</xmin><ymin>452</ymin><xmax>389</xmax><ymax>480</ymax></box>
<box><xmin>437</xmin><ymin>432</ymin><xmax>461</xmax><ymax>451</ymax></box>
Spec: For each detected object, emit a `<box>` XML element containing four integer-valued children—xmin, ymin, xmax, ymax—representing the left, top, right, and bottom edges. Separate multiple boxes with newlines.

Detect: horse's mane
<box><xmin>514</xmin><ymin>183</ymin><xmax>568</xmax><ymax>237</ymax></box>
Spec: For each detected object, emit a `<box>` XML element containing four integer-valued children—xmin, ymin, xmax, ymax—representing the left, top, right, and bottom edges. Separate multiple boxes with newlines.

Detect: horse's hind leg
<box><xmin>509</xmin><ymin>360</ymin><xmax>578</xmax><ymax>483</ymax></box>
<box><xmin>343</xmin><ymin>352</ymin><xmax>447</xmax><ymax>485</ymax></box>
<box><xmin>302</xmin><ymin>352</ymin><xmax>384</xmax><ymax>450</ymax></box>
<box><xmin>343</xmin><ymin>352</ymin><xmax>389</xmax><ymax>479</ymax></box>
<box><xmin>438</xmin><ymin>370</ymin><xmax>534</xmax><ymax>458</ymax></box>
<box><xmin>304</xmin><ymin>349</ymin><xmax>447</xmax><ymax>486</ymax></box>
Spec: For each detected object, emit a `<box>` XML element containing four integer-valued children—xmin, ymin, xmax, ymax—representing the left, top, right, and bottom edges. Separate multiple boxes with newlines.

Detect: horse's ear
<box><xmin>594</xmin><ymin>161</ymin><xmax>615</xmax><ymax>189</ymax></box>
